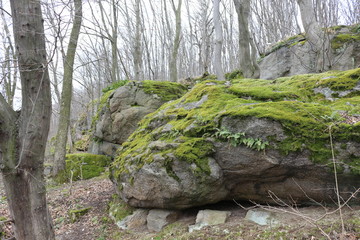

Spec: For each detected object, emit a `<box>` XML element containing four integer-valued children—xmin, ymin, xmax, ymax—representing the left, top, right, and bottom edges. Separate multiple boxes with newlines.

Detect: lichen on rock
<box><xmin>111</xmin><ymin>68</ymin><xmax>360</xmax><ymax>209</ymax></box>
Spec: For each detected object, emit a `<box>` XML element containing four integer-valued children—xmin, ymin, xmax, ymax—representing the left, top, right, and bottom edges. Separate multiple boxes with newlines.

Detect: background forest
<box><xmin>0</xmin><ymin>0</ymin><xmax>359</xmax><ymax>239</ymax></box>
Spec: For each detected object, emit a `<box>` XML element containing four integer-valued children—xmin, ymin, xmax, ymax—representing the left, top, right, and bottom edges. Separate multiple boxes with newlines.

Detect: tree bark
<box><xmin>0</xmin><ymin>0</ymin><xmax>55</xmax><ymax>238</ymax></box>
<box><xmin>296</xmin><ymin>0</ymin><xmax>331</xmax><ymax>72</ymax></box>
<box><xmin>53</xmin><ymin>0</ymin><xmax>82</xmax><ymax>177</ymax></box>
<box><xmin>213</xmin><ymin>0</ymin><xmax>225</xmax><ymax>81</ymax></box>
<box><xmin>169</xmin><ymin>0</ymin><xmax>182</xmax><ymax>82</ymax></box>
<box><xmin>134</xmin><ymin>0</ymin><xmax>143</xmax><ymax>81</ymax></box>
<box><xmin>233</xmin><ymin>0</ymin><xmax>260</xmax><ymax>78</ymax></box>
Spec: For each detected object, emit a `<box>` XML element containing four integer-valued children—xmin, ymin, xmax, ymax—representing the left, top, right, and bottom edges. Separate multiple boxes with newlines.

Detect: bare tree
<box><xmin>0</xmin><ymin>0</ymin><xmax>55</xmax><ymax>238</ymax></box>
<box><xmin>53</xmin><ymin>0</ymin><xmax>83</xmax><ymax>177</ymax></box>
<box><xmin>213</xmin><ymin>0</ymin><xmax>225</xmax><ymax>80</ymax></box>
<box><xmin>233</xmin><ymin>0</ymin><xmax>260</xmax><ymax>78</ymax></box>
<box><xmin>296</xmin><ymin>0</ymin><xmax>331</xmax><ymax>72</ymax></box>
<box><xmin>0</xmin><ymin>0</ymin><xmax>17</xmax><ymax>107</ymax></box>
<box><xmin>134</xmin><ymin>0</ymin><xmax>143</xmax><ymax>81</ymax></box>
<box><xmin>169</xmin><ymin>0</ymin><xmax>182</xmax><ymax>82</ymax></box>
<box><xmin>340</xmin><ymin>0</ymin><xmax>360</xmax><ymax>25</ymax></box>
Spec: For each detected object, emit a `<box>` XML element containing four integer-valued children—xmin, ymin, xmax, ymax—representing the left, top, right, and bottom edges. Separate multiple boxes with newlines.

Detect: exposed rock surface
<box><xmin>245</xmin><ymin>209</ymin><xmax>279</xmax><ymax>226</ymax></box>
<box><xmin>189</xmin><ymin>210</ymin><xmax>231</xmax><ymax>232</ymax></box>
<box><xmin>114</xmin><ymin>209</ymin><xmax>149</xmax><ymax>230</ymax></box>
<box><xmin>111</xmin><ymin>68</ymin><xmax>360</xmax><ymax>209</ymax></box>
<box><xmin>147</xmin><ymin>209</ymin><xmax>179</xmax><ymax>232</ymax></box>
<box><xmin>91</xmin><ymin>81</ymin><xmax>187</xmax><ymax>156</ymax></box>
<box><xmin>259</xmin><ymin>25</ymin><xmax>360</xmax><ymax>79</ymax></box>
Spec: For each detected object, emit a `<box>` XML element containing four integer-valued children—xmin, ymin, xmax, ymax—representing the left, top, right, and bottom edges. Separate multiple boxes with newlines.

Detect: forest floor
<box><xmin>0</xmin><ymin>174</ymin><xmax>359</xmax><ymax>240</ymax></box>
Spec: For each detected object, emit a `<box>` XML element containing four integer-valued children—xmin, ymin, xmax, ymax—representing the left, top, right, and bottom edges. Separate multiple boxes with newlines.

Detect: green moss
<box><xmin>141</xmin><ymin>80</ymin><xmax>188</xmax><ymax>101</ymax></box>
<box><xmin>193</xmin><ymin>72</ymin><xmax>218</xmax><ymax>82</ymax></box>
<box><xmin>331</xmin><ymin>33</ymin><xmax>360</xmax><ymax>50</ymax></box>
<box><xmin>108</xmin><ymin>195</ymin><xmax>134</xmax><ymax>222</ymax></box>
<box><xmin>174</xmin><ymin>137</ymin><xmax>214</xmax><ymax>175</ymax></box>
<box><xmin>68</xmin><ymin>207</ymin><xmax>91</xmax><ymax>223</ymax></box>
<box><xmin>74</xmin><ymin>134</ymin><xmax>91</xmax><ymax>151</ymax></box>
<box><xmin>225</xmin><ymin>69</ymin><xmax>243</xmax><ymax>80</ymax></box>
<box><xmin>112</xmin><ymin>69</ymin><xmax>360</xmax><ymax>182</ymax></box>
<box><xmin>91</xmin><ymin>89</ymin><xmax>115</xmax><ymax>129</ymax></box>
<box><xmin>56</xmin><ymin>153</ymin><xmax>111</xmax><ymax>183</ymax></box>
<box><xmin>102</xmin><ymin>80</ymin><xmax>129</xmax><ymax>93</ymax></box>
<box><xmin>265</xmin><ymin>34</ymin><xmax>306</xmax><ymax>55</ymax></box>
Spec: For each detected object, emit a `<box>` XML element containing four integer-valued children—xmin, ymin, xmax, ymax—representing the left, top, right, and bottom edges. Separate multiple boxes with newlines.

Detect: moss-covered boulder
<box><xmin>56</xmin><ymin>153</ymin><xmax>111</xmax><ymax>183</ymax></box>
<box><xmin>111</xmin><ymin>69</ymin><xmax>360</xmax><ymax>209</ymax></box>
<box><xmin>91</xmin><ymin>81</ymin><xmax>187</xmax><ymax>156</ymax></box>
<box><xmin>259</xmin><ymin>24</ymin><xmax>360</xmax><ymax>79</ymax></box>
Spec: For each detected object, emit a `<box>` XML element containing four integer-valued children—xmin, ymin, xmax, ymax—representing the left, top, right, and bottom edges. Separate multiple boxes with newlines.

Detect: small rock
<box><xmin>116</xmin><ymin>209</ymin><xmax>149</xmax><ymax>230</ymax></box>
<box><xmin>189</xmin><ymin>209</ymin><xmax>231</xmax><ymax>232</ymax></box>
<box><xmin>245</xmin><ymin>209</ymin><xmax>279</xmax><ymax>226</ymax></box>
<box><xmin>147</xmin><ymin>209</ymin><xmax>179</xmax><ymax>232</ymax></box>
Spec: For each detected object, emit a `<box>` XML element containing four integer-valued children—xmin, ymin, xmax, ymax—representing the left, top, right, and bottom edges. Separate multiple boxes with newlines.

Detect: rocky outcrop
<box><xmin>91</xmin><ymin>81</ymin><xmax>187</xmax><ymax>156</ymax></box>
<box><xmin>259</xmin><ymin>25</ymin><xmax>360</xmax><ymax>79</ymax></box>
<box><xmin>111</xmin><ymin>68</ymin><xmax>360</xmax><ymax>209</ymax></box>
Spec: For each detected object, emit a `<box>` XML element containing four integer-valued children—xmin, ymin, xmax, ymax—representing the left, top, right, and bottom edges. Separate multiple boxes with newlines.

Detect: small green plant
<box><xmin>212</xmin><ymin>127</ymin><xmax>269</xmax><ymax>151</ymax></box>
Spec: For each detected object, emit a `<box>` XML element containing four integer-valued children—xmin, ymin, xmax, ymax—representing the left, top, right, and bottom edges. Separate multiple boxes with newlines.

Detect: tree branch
<box><xmin>0</xmin><ymin>93</ymin><xmax>16</xmax><ymax>128</ymax></box>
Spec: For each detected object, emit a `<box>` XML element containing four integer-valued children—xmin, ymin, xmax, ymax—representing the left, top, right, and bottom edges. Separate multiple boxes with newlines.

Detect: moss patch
<box><xmin>57</xmin><ymin>153</ymin><xmax>111</xmax><ymax>183</ymax></box>
<box><xmin>68</xmin><ymin>207</ymin><xmax>92</xmax><ymax>223</ymax></box>
<box><xmin>108</xmin><ymin>195</ymin><xmax>134</xmax><ymax>222</ymax></box>
<box><xmin>331</xmin><ymin>33</ymin><xmax>360</xmax><ymax>50</ymax></box>
<box><xmin>112</xmin><ymin>69</ymin><xmax>360</xmax><ymax>181</ymax></box>
<box><xmin>74</xmin><ymin>134</ymin><xmax>91</xmax><ymax>151</ymax></box>
<box><xmin>141</xmin><ymin>80</ymin><xmax>188</xmax><ymax>101</ymax></box>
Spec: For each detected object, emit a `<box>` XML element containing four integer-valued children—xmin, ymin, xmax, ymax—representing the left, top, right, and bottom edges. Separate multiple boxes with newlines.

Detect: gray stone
<box><xmin>93</xmin><ymin>82</ymin><xmax>176</xmax><ymax>146</ymax></box>
<box><xmin>259</xmin><ymin>35</ymin><xmax>360</xmax><ymax>79</ymax></box>
<box><xmin>115</xmin><ymin>209</ymin><xmax>149</xmax><ymax>230</ymax></box>
<box><xmin>147</xmin><ymin>209</ymin><xmax>179</xmax><ymax>232</ymax></box>
<box><xmin>245</xmin><ymin>209</ymin><xmax>279</xmax><ymax>226</ymax></box>
<box><xmin>189</xmin><ymin>210</ymin><xmax>231</xmax><ymax>232</ymax></box>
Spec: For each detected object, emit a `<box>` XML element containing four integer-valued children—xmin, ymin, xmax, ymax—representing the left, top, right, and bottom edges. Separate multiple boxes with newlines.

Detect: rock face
<box><xmin>111</xmin><ymin>68</ymin><xmax>360</xmax><ymax>209</ymax></box>
<box><xmin>259</xmin><ymin>25</ymin><xmax>360</xmax><ymax>79</ymax></box>
<box><xmin>91</xmin><ymin>81</ymin><xmax>187</xmax><ymax>156</ymax></box>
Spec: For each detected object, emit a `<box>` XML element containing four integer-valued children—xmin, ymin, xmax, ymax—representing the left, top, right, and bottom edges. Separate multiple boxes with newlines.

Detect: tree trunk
<box><xmin>296</xmin><ymin>0</ymin><xmax>331</xmax><ymax>72</ymax></box>
<box><xmin>134</xmin><ymin>0</ymin><xmax>142</xmax><ymax>81</ymax></box>
<box><xmin>213</xmin><ymin>0</ymin><xmax>225</xmax><ymax>81</ymax></box>
<box><xmin>53</xmin><ymin>0</ymin><xmax>82</xmax><ymax>177</ymax></box>
<box><xmin>0</xmin><ymin>0</ymin><xmax>55</xmax><ymax>238</ymax></box>
<box><xmin>111</xmin><ymin>0</ymin><xmax>120</xmax><ymax>82</ymax></box>
<box><xmin>233</xmin><ymin>0</ymin><xmax>260</xmax><ymax>78</ymax></box>
<box><xmin>169</xmin><ymin>0</ymin><xmax>182</xmax><ymax>82</ymax></box>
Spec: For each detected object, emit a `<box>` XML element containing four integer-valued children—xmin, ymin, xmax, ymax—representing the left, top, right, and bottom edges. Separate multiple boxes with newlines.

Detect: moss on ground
<box><xmin>56</xmin><ymin>153</ymin><xmax>111</xmax><ymax>183</ymax></box>
<box><xmin>68</xmin><ymin>207</ymin><xmax>92</xmax><ymax>223</ymax></box>
<box><xmin>112</xmin><ymin>69</ymin><xmax>360</xmax><ymax>180</ymax></box>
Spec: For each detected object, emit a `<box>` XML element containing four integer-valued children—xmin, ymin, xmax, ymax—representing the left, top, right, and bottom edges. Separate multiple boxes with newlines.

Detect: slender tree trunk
<box><xmin>169</xmin><ymin>0</ymin><xmax>182</xmax><ymax>82</ymax></box>
<box><xmin>213</xmin><ymin>0</ymin><xmax>225</xmax><ymax>80</ymax></box>
<box><xmin>111</xmin><ymin>0</ymin><xmax>119</xmax><ymax>82</ymax></box>
<box><xmin>53</xmin><ymin>0</ymin><xmax>82</xmax><ymax>177</ymax></box>
<box><xmin>0</xmin><ymin>0</ymin><xmax>55</xmax><ymax>239</ymax></box>
<box><xmin>0</xmin><ymin>0</ymin><xmax>17</xmax><ymax>107</ymax></box>
<box><xmin>134</xmin><ymin>0</ymin><xmax>142</xmax><ymax>81</ymax></box>
<box><xmin>233</xmin><ymin>0</ymin><xmax>260</xmax><ymax>78</ymax></box>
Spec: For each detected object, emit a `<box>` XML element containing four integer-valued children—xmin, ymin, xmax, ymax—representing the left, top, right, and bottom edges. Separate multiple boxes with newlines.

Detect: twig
<box><xmin>329</xmin><ymin>124</ymin><xmax>345</xmax><ymax>234</ymax></box>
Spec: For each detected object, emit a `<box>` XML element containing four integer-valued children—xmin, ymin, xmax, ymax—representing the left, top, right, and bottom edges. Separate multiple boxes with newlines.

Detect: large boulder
<box><xmin>111</xmin><ymin>68</ymin><xmax>360</xmax><ymax>209</ymax></box>
<box><xmin>91</xmin><ymin>80</ymin><xmax>187</xmax><ymax>155</ymax></box>
<box><xmin>259</xmin><ymin>24</ymin><xmax>360</xmax><ymax>79</ymax></box>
